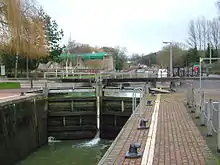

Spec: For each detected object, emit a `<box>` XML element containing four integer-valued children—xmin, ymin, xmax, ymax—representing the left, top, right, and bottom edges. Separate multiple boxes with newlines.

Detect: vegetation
<box><xmin>1</xmin><ymin>0</ymin><xmax>220</xmax><ymax>77</ymax></box>
<box><xmin>0</xmin><ymin>0</ymin><xmax>64</xmax><ymax>77</ymax></box>
<box><xmin>0</xmin><ymin>82</ymin><xmax>20</xmax><ymax>89</ymax></box>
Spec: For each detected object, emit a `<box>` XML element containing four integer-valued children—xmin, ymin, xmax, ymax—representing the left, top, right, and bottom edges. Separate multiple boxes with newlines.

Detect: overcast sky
<box><xmin>37</xmin><ymin>0</ymin><xmax>218</xmax><ymax>55</ymax></box>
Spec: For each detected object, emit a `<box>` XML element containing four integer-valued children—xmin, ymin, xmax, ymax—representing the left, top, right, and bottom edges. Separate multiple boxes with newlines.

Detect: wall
<box><xmin>0</xmin><ymin>95</ymin><xmax>47</xmax><ymax>165</ymax></box>
<box><xmin>103</xmin><ymin>55</ymin><xmax>114</xmax><ymax>71</ymax></box>
<box><xmin>47</xmin><ymin>96</ymin><xmax>97</xmax><ymax>140</ymax></box>
<box><xmin>100</xmin><ymin>97</ymin><xmax>139</xmax><ymax>139</ymax></box>
<box><xmin>47</xmin><ymin>94</ymin><xmax>136</xmax><ymax>140</ymax></box>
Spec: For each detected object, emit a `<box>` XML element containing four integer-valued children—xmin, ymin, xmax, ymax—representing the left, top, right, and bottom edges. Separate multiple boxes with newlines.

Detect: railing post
<box><xmin>190</xmin><ymin>88</ymin><xmax>195</xmax><ymax>113</ymax></box>
<box><xmin>207</xmin><ymin>99</ymin><xmax>213</xmax><ymax>137</ymax></box>
<box><xmin>195</xmin><ymin>90</ymin><xmax>200</xmax><ymax>118</ymax></box>
<box><xmin>132</xmin><ymin>90</ymin><xmax>135</xmax><ymax>113</ymax></box>
<box><xmin>217</xmin><ymin>101</ymin><xmax>220</xmax><ymax>152</ymax></box>
<box><xmin>200</xmin><ymin>91</ymin><xmax>205</xmax><ymax>126</ymax></box>
<box><xmin>134</xmin><ymin>89</ymin><xmax>137</xmax><ymax>109</ymax></box>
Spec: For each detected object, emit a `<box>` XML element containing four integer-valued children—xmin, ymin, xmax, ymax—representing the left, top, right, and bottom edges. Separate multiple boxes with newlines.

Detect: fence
<box><xmin>187</xmin><ymin>86</ymin><xmax>220</xmax><ymax>152</ymax></box>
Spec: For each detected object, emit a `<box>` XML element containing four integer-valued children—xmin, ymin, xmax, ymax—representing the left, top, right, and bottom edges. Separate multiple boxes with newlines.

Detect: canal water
<box><xmin>18</xmin><ymin>90</ymin><xmax>141</xmax><ymax>165</ymax></box>
<box><xmin>18</xmin><ymin>139</ymin><xmax>112</xmax><ymax>165</ymax></box>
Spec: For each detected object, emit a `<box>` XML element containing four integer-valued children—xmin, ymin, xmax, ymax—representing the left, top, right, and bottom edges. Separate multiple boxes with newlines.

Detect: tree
<box><xmin>38</xmin><ymin>9</ymin><xmax>64</xmax><ymax>62</ymax></box>
<box><xmin>196</xmin><ymin>17</ymin><xmax>202</xmax><ymax>50</ymax></box>
<box><xmin>205</xmin><ymin>43</ymin><xmax>218</xmax><ymax>63</ymax></box>
<box><xmin>156</xmin><ymin>43</ymin><xmax>186</xmax><ymax>68</ymax></box>
<box><xmin>0</xmin><ymin>0</ymin><xmax>49</xmax><ymax>77</ymax></box>
<box><xmin>184</xmin><ymin>47</ymin><xmax>200</xmax><ymax>67</ymax></box>
<box><xmin>187</xmin><ymin>20</ymin><xmax>198</xmax><ymax>48</ymax></box>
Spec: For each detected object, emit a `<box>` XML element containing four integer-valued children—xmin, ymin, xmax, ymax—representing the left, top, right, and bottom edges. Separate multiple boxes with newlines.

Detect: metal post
<box><xmin>121</xmin><ymin>100</ymin><xmax>124</xmax><ymax>112</ymax></box>
<box><xmin>199</xmin><ymin>57</ymin><xmax>202</xmax><ymax>90</ymax></box>
<box><xmin>207</xmin><ymin>99</ymin><xmax>213</xmax><ymax>136</ymax></box>
<box><xmin>209</xmin><ymin>43</ymin><xmax>212</xmax><ymax>64</ymax></box>
<box><xmin>218</xmin><ymin>101</ymin><xmax>220</xmax><ymax>152</ymax></box>
<box><xmin>96</xmin><ymin>83</ymin><xmax>101</xmax><ymax>131</ymax></box>
<box><xmin>134</xmin><ymin>89</ymin><xmax>137</xmax><ymax>110</ymax></box>
<box><xmin>200</xmin><ymin>91</ymin><xmax>205</xmax><ymax>126</ymax></box>
<box><xmin>170</xmin><ymin>44</ymin><xmax>173</xmax><ymax>77</ymax></box>
<box><xmin>132</xmin><ymin>90</ymin><xmax>135</xmax><ymax>113</ymax></box>
<box><xmin>30</xmin><ymin>78</ymin><xmax>33</xmax><ymax>89</ymax></box>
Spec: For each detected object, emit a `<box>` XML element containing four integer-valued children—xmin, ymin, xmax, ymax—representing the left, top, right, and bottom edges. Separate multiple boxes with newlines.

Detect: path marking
<box><xmin>0</xmin><ymin>95</ymin><xmax>19</xmax><ymax>100</ymax></box>
<box><xmin>141</xmin><ymin>94</ymin><xmax>161</xmax><ymax>165</ymax></box>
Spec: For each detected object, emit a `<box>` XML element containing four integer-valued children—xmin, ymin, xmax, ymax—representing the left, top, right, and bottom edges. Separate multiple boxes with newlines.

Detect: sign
<box><xmin>1</xmin><ymin>65</ymin><xmax>5</xmax><ymax>76</ymax></box>
<box><xmin>194</xmin><ymin>66</ymin><xmax>199</xmax><ymax>73</ymax></box>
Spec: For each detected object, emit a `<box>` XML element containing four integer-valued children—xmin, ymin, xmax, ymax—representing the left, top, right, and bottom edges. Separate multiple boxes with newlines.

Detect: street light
<box><xmin>162</xmin><ymin>41</ymin><xmax>173</xmax><ymax>77</ymax></box>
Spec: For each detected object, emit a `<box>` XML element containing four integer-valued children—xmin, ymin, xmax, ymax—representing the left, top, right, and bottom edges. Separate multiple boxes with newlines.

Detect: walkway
<box><xmin>98</xmin><ymin>93</ymin><xmax>217</xmax><ymax>165</ymax></box>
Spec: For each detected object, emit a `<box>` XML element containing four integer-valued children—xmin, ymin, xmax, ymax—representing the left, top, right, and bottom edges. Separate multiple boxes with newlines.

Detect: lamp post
<box><xmin>162</xmin><ymin>41</ymin><xmax>173</xmax><ymax>77</ymax></box>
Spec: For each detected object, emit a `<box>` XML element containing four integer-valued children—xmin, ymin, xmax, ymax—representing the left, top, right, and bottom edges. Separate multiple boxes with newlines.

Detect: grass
<box><xmin>0</xmin><ymin>82</ymin><xmax>20</xmax><ymax>89</ymax></box>
<box><xmin>186</xmin><ymin>104</ymin><xmax>220</xmax><ymax>165</ymax></box>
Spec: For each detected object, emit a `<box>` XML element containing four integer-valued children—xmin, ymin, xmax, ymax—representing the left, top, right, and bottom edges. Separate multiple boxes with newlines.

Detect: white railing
<box><xmin>132</xmin><ymin>88</ymin><xmax>144</xmax><ymax>113</ymax></box>
<box><xmin>187</xmin><ymin>87</ymin><xmax>220</xmax><ymax>151</ymax></box>
<box><xmin>43</xmin><ymin>71</ymin><xmax>157</xmax><ymax>79</ymax></box>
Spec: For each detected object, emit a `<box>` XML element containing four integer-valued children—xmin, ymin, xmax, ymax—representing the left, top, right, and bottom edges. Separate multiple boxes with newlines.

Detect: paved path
<box><xmin>152</xmin><ymin>93</ymin><xmax>215</xmax><ymax>165</ymax></box>
<box><xmin>98</xmin><ymin>96</ymin><xmax>156</xmax><ymax>165</ymax></box>
<box><xmin>98</xmin><ymin>93</ymin><xmax>217</xmax><ymax>165</ymax></box>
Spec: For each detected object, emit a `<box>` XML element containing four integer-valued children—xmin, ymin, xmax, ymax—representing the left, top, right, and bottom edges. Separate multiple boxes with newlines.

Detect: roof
<box><xmin>59</xmin><ymin>52</ymin><xmax>111</xmax><ymax>60</ymax></box>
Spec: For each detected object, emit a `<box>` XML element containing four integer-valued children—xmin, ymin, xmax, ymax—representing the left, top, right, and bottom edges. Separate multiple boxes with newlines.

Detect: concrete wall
<box><xmin>103</xmin><ymin>55</ymin><xmax>114</xmax><ymax>71</ymax></box>
<box><xmin>0</xmin><ymin>96</ymin><xmax>47</xmax><ymax>165</ymax></box>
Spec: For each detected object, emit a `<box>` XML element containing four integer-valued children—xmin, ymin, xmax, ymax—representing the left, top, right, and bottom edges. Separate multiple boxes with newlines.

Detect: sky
<box><xmin>37</xmin><ymin>0</ymin><xmax>218</xmax><ymax>55</ymax></box>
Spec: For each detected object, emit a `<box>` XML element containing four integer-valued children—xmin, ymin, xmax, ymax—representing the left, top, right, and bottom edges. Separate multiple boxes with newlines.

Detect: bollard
<box><xmin>30</xmin><ymin>78</ymin><xmax>33</xmax><ymax>89</ymax></box>
<box><xmin>151</xmin><ymin>91</ymin><xmax>155</xmax><ymax>96</ymax></box>
<box><xmin>207</xmin><ymin>99</ymin><xmax>213</xmax><ymax>137</ymax></box>
<box><xmin>146</xmin><ymin>100</ymin><xmax>153</xmax><ymax>106</ymax></box>
<box><xmin>137</xmin><ymin>119</ymin><xmax>149</xmax><ymax>130</ymax></box>
<box><xmin>20</xmin><ymin>92</ymin><xmax>25</xmax><ymax>96</ymax></box>
<box><xmin>125</xmin><ymin>143</ymin><xmax>142</xmax><ymax>158</ymax></box>
<box><xmin>217</xmin><ymin>101</ymin><xmax>220</xmax><ymax>152</ymax></box>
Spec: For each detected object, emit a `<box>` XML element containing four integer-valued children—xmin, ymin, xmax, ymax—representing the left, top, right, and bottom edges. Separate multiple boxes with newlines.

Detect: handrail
<box><xmin>132</xmin><ymin>87</ymin><xmax>143</xmax><ymax>113</ymax></box>
<box><xmin>186</xmin><ymin>87</ymin><xmax>220</xmax><ymax>152</ymax></box>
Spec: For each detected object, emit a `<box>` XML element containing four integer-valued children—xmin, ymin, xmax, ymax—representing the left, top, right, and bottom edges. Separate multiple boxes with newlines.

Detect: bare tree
<box><xmin>200</xmin><ymin>16</ymin><xmax>207</xmax><ymax>50</ymax></box>
<box><xmin>210</xmin><ymin>18</ymin><xmax>220</xmax><ymax>49</ymax></box>
<box><xmin>196</xmin><ymin>17</ymin><xmax>202</xmax><ymax>50</ymax></box>
<box><xmin>187</xmin><ymin>20</ymin><xmax>198</xmax><ymax>48</ymax></box>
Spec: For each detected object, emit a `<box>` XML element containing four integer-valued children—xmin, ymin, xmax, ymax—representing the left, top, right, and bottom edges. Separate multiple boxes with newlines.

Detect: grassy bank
<box><xmin>0</xmin><ymin>82</ymin><xmax>20</xmax><ymax>89</ymax></box>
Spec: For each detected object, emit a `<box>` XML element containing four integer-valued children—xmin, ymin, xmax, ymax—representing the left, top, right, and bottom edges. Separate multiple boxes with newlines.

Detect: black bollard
<box><xmin>151</xmin><ymin>91</ymin><xmax>156</xmax><ymax>96</ymax></box>
<box><xmin>137</xmin><ymin>119</ymin><xmax>149</xmax><ymax>130</ymax></box>
<box><xmin>146</xmin><ymin>100</ymin><xmax>153</xmax><ymax>106</ymax></box>
<box><xmin>20</xmin><ymin>92</ymin><xmax>25</xmax><ymax>96</ymax></box>
<box><xmin>125</xmin><ymin>143</ymin><xmax>143</xmax><ymax>158</ymax></box>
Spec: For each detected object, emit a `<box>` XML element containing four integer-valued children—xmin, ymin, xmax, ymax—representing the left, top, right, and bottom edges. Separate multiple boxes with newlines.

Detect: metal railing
<box><xmin>187</xmin><ymin>87</ymin><xmax>220</xmax><ymax>152</ymax></box>
<box><xmin>132</xmin><ymin>87</ymin><xmax>145</xmax><ymax>113</ymax></box>
<box><xmin>43</xmin><ymin>71</ymin><xmax>157</xmax><ymax>79</ymax></box>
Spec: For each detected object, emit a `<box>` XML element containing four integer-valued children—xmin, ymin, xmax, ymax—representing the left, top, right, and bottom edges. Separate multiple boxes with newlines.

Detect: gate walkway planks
<box><xmin>98</xmin><ymin>93</ymin><xmax>217</xmax><ymax>165</ymax></box>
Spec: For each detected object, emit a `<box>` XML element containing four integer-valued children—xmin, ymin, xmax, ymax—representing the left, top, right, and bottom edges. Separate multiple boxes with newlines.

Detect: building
<box><xmin>59</xmin><ymin>52</ymin><xmax>114</xmax><ymax>71</ymax></box>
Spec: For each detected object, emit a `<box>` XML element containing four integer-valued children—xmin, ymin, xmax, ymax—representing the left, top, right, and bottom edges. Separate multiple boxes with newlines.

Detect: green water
<box><xmin>18</xmin><ymin>139</ymin><xmax>111</xmax><ymax>165</ymax></box>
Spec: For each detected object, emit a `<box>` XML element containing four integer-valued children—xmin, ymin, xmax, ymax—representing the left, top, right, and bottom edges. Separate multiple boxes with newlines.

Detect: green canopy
<box><xmin>59</xmin><ymin>52</ymin><xmax>110</xmax><ymax>60</ymax></box>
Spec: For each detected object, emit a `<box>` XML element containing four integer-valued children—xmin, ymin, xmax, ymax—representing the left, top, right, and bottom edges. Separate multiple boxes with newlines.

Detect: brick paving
<box><xmin>98</xmin><ymin>96</ymin><xmax>156</xmax><ymax>165</ymax></box>
<box><xmin>0</xmin><ymin>93</ymin><xmax>17</xmax><ymax>99</ymax></box>
<box><xmin>99</xmin><ymin>93</ymin><xmax>217</xmax><ymax>165</ymax></box>
<box><xmin>153</xmin><ymin>93</ymin><xmax>216</xmax><ymax>165</ymax></box>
